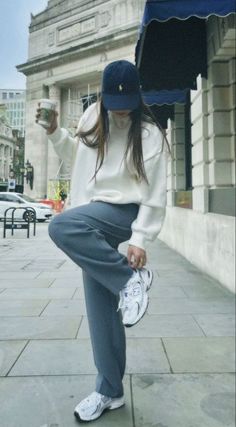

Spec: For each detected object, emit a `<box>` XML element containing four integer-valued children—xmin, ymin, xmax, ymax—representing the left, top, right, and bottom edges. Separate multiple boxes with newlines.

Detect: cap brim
<box><xmin>102</xmin><ymin>93</ymin><xmax>141</xmax><ymax>111</ymax></box>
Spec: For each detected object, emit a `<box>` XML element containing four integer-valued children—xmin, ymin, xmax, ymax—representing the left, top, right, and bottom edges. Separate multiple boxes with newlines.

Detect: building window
<box><xmin>9</xmin><ymin>92</ymin><xmax>14</xmax><ymax>99</ymax></box>
<box><xmin>82</xmin><ymin>93</ymin><xmax>98</xmax><ymax>111</ymax></box>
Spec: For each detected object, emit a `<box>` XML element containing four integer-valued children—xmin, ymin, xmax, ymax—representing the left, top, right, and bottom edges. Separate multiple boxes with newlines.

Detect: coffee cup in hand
<box><xmin>37</xmin><ymin>99</ymin><xmax>57</xmax><ymax>129</ymax></box>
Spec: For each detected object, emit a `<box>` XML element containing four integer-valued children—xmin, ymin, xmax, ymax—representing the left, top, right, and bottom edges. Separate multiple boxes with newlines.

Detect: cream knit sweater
<box><xmin>49</xmin><ymin>102</ymin><xmax>167</xmax><ymax>250</ymax></box>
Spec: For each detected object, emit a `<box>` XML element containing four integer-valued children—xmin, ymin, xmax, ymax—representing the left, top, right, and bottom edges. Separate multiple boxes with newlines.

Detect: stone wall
<box><xmin>159</xmin><ymin>207</ymin><xmax>235</xmax><ymax>293</ymax></box>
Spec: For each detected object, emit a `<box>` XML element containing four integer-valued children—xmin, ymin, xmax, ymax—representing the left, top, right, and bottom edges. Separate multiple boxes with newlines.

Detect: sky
<box><xmin>0</xmin><ymin>0</ymin><xmax>48</xmax><ymax>89</ymax></box>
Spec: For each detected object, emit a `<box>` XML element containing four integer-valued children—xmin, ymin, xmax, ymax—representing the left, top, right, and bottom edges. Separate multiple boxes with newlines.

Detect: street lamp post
<box><xmin>20</xmin><ymin>160</ymin><xmax>34</xmax><ymax>191</ymax></box>
<box><xmin>25</xmin><ymin>160</ymin><xmax>34</xmax><ymax>190</ymax></box>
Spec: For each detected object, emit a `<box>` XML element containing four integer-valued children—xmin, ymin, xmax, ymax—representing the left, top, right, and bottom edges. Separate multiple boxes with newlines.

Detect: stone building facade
<box><xmin>159</xmin><ymin>15</ymin><xmax>235</xmax><ymax>292</ymax></box>
<box><xmin>17</xmin><ymin>0</ymin><xmax>145</xmax><ymax>199</ymax></box>
<box><xmin>0</xmin><ymin>90</ymin><xmax>26</xmax><ymax>137</ymax></box>
<box><xmin>0</xmin><ymin>121</ymin><xmax>15</xmax><ymax>184</ymax></box>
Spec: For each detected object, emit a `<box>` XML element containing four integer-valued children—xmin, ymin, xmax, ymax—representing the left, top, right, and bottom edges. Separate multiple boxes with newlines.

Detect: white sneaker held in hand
<box><xmin>118</xmin><ymin>268</ymin><xmax>153</xmax><ymax>327</ymax></box>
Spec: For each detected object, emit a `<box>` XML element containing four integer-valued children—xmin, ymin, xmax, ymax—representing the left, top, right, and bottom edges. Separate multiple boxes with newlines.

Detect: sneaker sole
<box><xmin>124</xmin><ymin>292</ymin><xmax>149</xmax><ymax>328</ymax></box>
<box><xmin>74</xmin><ymin>398</ymin><xmax>125</xmax><ymax>422</ymax></box>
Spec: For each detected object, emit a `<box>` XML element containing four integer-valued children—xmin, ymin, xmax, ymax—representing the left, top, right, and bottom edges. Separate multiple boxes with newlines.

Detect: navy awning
<box><xmin>142</xmin><ymin>89</ymin><xmax>189</xmax><ymax>129</ymax></box>
<box><xmin>142</xmin><ymin>0</ymin><xmax>235</xmax><ymax>25</ymax></box>
<box><xmin>142</xmin><ymin>89</ymin><xmax>188</xmax><ymax>106</ymax></box>
<box><xmin>136</xmin><ymin>0</ymin><xmax>236</xmax><ymax>91</ymax></box>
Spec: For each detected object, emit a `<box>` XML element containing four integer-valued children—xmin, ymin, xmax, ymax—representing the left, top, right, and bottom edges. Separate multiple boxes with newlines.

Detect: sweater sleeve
<box><xmin>48</xmin><ymin>102</ymin><xmax>99</xmax><ymax>164</ymax></box>
<box><xmin>48</xmin><ymin>127</ymin><xmax>78</xmax><ymax>165</ymax></box>
<box><xmin>128</xmin><ymin>148</ymin><xmax>167</xmax><ymax>250</ymax></box>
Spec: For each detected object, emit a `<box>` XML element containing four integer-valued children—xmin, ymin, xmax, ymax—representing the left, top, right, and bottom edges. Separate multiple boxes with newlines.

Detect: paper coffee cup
<box><xmin>38</xmin><ymin>99</ymin><xmax>57</xmax><ymax>129</ymax></box>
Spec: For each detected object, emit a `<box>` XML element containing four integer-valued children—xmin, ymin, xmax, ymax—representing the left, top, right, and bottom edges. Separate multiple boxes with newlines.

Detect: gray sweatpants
<box><xmin>48</xmin><ymin>201</ymin><xmax>139</xmax><ymax>398</ymax></box>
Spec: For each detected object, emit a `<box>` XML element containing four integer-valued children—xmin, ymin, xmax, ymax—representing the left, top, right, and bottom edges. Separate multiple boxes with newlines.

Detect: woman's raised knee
<box><xmin>48</xmin><ymin>212</ymin><xmax>67</xmax><ymax>242</ymax></box>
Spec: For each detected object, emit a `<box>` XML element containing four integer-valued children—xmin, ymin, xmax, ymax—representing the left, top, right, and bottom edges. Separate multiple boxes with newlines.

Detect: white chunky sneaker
<box><xmin>118</xmin><ymin>268</ymin><xmax>153</xmax><ymax>327</ymax></box>
<box><xmin>74</xmin><ymin>391</ymin><xmax>125</xmax><ymax>422</ymax></box>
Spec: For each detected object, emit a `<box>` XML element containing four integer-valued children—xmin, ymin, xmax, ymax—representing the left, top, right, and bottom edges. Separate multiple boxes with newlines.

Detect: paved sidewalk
<box><xmin>0</xmin><ymin>222</ymin><xmax>235</xmax><ymax>427</ymax></box>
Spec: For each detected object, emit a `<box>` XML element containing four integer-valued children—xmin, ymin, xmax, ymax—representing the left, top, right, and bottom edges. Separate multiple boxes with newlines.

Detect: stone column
<box><xmin>166</xmin><ymin>105</ymin><xmax>186</xmax><ymax>207</ymax></box>
<box><xmin>166</xmin><ymin>119</ymin><xmax>175</xmax><ymax>207</ymax></box>
<box><xmin>173</xmin><ymin>105</ymin><xmax>186</xmax><ymax>191</ymax></box>
<box><xmin>47</xmin><ymin>84</ymin><xmax>61</xmax><ymax>195</ymax></box>
<box><xmin>229</xmin><ymin>58</ymin><xmax>236</xmax><ymax>186</ymax></box>
<box><xmin>23</xmin><ymin>82</ymin><xmax>49</xmax><ymax>199</ymax></box>
<box><xmin>207</xmin><ymin>61</ymin><xmax>235</xmax><ymax>189</ymax></box>
<box><xmin>191</xmin><ymin>76</ymin><xmax>209</xmax><ymax>213</ymax></box>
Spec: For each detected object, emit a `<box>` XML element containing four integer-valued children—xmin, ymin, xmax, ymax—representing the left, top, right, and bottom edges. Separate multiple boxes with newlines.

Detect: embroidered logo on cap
<box><xmin>119</xmin><ymin>84</ymin><xmax>123</xmax><ymax>92</ymax></box>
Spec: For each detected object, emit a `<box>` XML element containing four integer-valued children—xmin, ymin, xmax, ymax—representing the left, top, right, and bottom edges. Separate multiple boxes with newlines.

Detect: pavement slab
<box><xmin>57</xmin><ymin>261</ymin><xmax>80</xmax><ymax>272</ymax></box>
<box><xmin>0</xmin><ymin>278</ymin><xmax>54</xmax><ymax>288</ymax></box>
<box><xmin>72</xmin><ymin>287</ymin><xmax>86</xmax><ymax>299</ymax></box>
<box><xmin>50</xmin><ymin>277</ymin><xmax>84</xmax><ymax>288</ymax></box>
<box><xmin>0</xmin><ymin>316</ymin><xmax>81</xmax><ymax>340</ymax></box>
<box><xmin>8</xmin><ymin>339</ymin><xmax>97</xmax><ymax>376</ymax></box>
<box><xmin>152</xmin><ymin>273</ymin><xmax>224</xmax><ymax>288</ymax></box>
<box><xmin>132</xmin><ymin>373</ymin><xmax>235</xmax><ymax>427</ymax></box>
<box><xmin>0</xmin><ymin>340</ymin><xmax>28</xmax><ymax>376</ymax></box>
<box><xmin>144</xmin><ymin>261</ymin><xmax>223</xmax><ymax>285</ymax></box>
<box><xmin>0</xmin><ymin>299</ymin><xmax>49</xmax><ymax>316</ymax></box>
<box><xmin>77</xmin><ymin>314</ymin><xmax>204</xmax><ymax>338</ymax></box>
<box><xmin>0</xmin><ymin>287</ymin><xmax>77</xmax><ymax>300</ymax></box>
<box><xmin>125</xmin><ymin>314</ymin><xmax>205</xmax><ymax>338</ymax></box>
<box><xmin>0</xmin><ymin>263</ymin><xmax>30</xmax><ymax>271</ymax></box>
<box><xmin>148</xmin><ymin>285</ymin><xmax>187</xmax><ymax>298</ymax></box>
<box><xmin>162</xmin><ymin>337</ymin><xmax>235</xmax><ymax>373</ymax></box>
<box><xmin>148</xmin><ymin>296</ymin><xmax>235</xmax><ymax>315</ymax></box>
<box><xmin>22</xmin><ymin>259</ymin><xmax>65</xmax><ymax>270</ymax></box>
<box><xmin>0</xmin><ymin>271</ymin><xmax>42</xmax><ymax>279</ymax></box>
<box><xmin>181</xmin><ymin>283</ymin><xmax>233</xmax><ymax>298</ymax></box>
<box><xmin>38</xmin><ymin>271</ymin><xmax>84</xmax><ymax>279</ymax></box>
<box><xmin>0</xmin><ymin>375</ymin><xmax>133</xmax><ymax>427</ymax></box>
<box><xmin>193</xmin><ymin>313</ymin><xmax>236</xmax><ymax>336</ymax></box>
<box><xmin>125</xmin><ymin>338</ymin><xmax>170</xmax><ymax>374</ymax></box>
<box><xmin>41</xmin><ymin>299</ymin><xmax>87</xmax><ymax>316</ymax></box>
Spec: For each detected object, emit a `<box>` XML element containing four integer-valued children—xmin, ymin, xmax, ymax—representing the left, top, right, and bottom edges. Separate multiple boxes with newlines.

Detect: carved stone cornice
<box><xmin>30</xmin><ymin>0</ymin><xmax>114</xmax><ymax>32</ymax></box>
<box><xmin>17</xmin><ymin>27</ymin><xmax>138</xmax><ymax>76</ymax></box>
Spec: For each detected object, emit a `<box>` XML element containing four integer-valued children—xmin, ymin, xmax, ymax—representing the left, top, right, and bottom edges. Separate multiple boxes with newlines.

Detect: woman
<box><xmin>36</xmin><ymin>60</ymin><xmax>168</xmax><ymax>423</ymax></box>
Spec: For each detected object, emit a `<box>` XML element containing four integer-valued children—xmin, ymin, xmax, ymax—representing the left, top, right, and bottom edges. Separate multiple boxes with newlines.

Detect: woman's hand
<box><xmin>127</xmin><ymin>245</ymin><xmax>147</xmax><ymax>269</ymax></box>
<box><xmin>35</xmin><ymin>102</ymin><xmax>58</xmax><ymax>135</ymax></box>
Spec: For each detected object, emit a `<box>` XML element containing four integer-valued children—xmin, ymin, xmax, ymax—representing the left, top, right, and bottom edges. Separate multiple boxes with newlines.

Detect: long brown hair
<box><xmin>77</xmin><ymin>99</ymin><xmax>169</xmax><ymax>183</ymax></box>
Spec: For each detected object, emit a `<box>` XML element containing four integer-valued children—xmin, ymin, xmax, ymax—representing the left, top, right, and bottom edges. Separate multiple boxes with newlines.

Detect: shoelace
<box><xmin>82</xmin><ymin>392</ymin><xmax>107</xmax><ymax>410</ymax></box>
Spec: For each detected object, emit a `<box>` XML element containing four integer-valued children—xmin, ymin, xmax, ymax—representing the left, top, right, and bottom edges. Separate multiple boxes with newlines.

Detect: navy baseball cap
<box><xmin>101</xmin><ymin>60</ymin><xmax>141</xmax><ymax>111</ymax></box>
